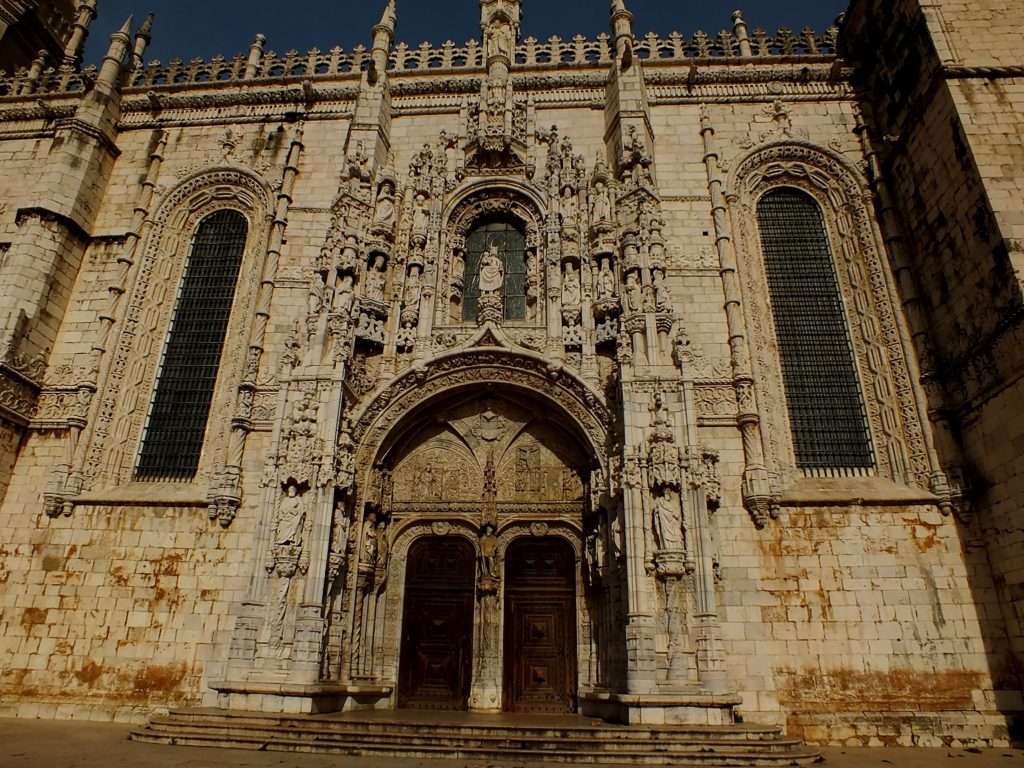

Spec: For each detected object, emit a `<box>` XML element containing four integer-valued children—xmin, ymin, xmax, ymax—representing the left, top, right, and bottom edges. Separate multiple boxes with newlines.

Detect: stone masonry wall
<box><xmin>844</xmin><ymin>0</ymin><xmax>1024</xmax><ymax>730</ymax></box>
<box><xmin>0</xmin><ymin>3</ymin><xmax>1018</xmax><ymax>744</ymax></box>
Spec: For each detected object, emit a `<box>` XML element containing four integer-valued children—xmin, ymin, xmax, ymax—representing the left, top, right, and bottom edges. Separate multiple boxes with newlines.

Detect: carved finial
<box><xmin>732</xmin><ymin>9</ymin><xmax>753</xmax><ymax>57</ymax></box>
<box><xmin>369</xmin><ymin>0</ymin><xmax>397</xmax><ymax>84</ymax></box>
<box><xmin>132</xmin><ymin>13</ymin><xmax>155</xmax><ymax>69</ymax></box>
<box><xmin>377</xmin><ymin>0</ymin><xmax>397</xmax><ymax>34</ymax></box>
<box><xmin>137</xmin><ymin>12</ymin><xmax>155</xmax><ymax>39</ymax></box>
<box><xmin>610</xmin><ymin>0</ymin><xmax>634</xmax><ymax>68</ymax></box>
<box><xmin>96</xmin><ymin>15</ymin><xmax>133</xmax><ymax>88</ymax></box>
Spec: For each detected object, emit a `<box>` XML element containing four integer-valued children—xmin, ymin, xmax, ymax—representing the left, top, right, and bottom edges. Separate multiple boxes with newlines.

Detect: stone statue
<box><xmin>653</xmin><ymin>492</ymin><xmax>683</xmax><ymax>551</ymax></box>
<box><xmin>335</xmin><ymin>273</ymin><xmax>355</xmax><ymax>316</ymax></box>
<box><xmin>361</xmin><ymin>512</ymin><xmax>379</xmax><ymax>566</ymax></box>
<box><xmin>478</xmin><ymin>240</ymin><xmax>505</xmax><ymax>294</ymax></box>
<box><xmin>561</xmin><ymin>186</ymin><xmax>577</xmax><ymax>226</ymax></box>
<box><xmin>488</xmin><ymin>21</ymin><xmax>514</xmax><ymax>60</ymax></box>
<box><xmin>653</xmin><ymin>267</ymin><xmax>672</xmax><ymax>311</ymax></box>
<box><xmin>590</xmin><ymin>181</ymin><xmax>611</xmax><ymax>224</ymax></box>
<box><xmin>376</xmin><ymin>517</ymin><xmax>390</xmax><ymax>569</ymax></box>
<box><xmin>275</xmin><ymin>482</ymin><xmax>305</xmax><ymax>546</ymax></box>
<box><xmin>307</xmin><ymin>279</ymin><xmax>323</xmax><ymax>317</ymax></box>
<box><xmin>562</xmin><ymin>263</ymin><xmax>582</xmax><ymax>310</ymax></box>
<box><xmin>411</xmin><ymin>193</ymin><xmax>430</xmax><ymax>240</ymax></box>
<box><xmin>364</xmin><ymin>254</ymin><xmax>387</xmax><ymax>302</ymax></box>
<box><xmin>372</xmin><ymin>180</ymin><xmax>396</xmax><ymax>230</ymax></box>
<box><xmin>404</xmin><ymin>266</ymin><xmax>422</xmax><ymax>309</ymax></box>
<box><xmin>651</xmin><ymin>391</ymin><xmax>672</xmax><ymax>430</ymax></box>
<box><xmin>596</xmin><ymin>257</ymin><xmax>616</xmax><ymax>300</ymax></box>
<box><xmin>625</xmin><ymin>271</ymin><xmax>642</xmax><ymax>313</ymax></box>
<box><xmin>479</xmin><ymin>522</ymin><xmax>498</xmax><ymax>580</ymax></box>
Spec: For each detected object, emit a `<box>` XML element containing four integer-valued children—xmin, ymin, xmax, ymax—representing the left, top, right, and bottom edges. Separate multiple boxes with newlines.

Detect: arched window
<box><xmin>136</xmin><ymin>210</ymin><xmax>248</xmax><ymax>480</ymax></box>
<box><xmin>462</xmin><ymin>219</ymin><xmax>528</xmax><ymax>322</ymax></box>
<box><xmin>756</xmin><ymin>188</ymin><xmax>874</xmax><ymax>471</ymax></box>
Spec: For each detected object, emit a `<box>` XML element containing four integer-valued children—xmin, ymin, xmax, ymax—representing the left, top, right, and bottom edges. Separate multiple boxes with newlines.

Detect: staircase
<box><xmin>130</xmin><ymin>708</ymin><xmax>823</xmax><ymax>766</ymax></box>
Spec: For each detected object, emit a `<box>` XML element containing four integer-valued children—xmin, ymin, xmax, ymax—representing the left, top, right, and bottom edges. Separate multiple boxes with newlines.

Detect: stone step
<box><xmin>130</xmin><ymin>727</ymin><xmax>823</xmax><ymax>766</ymax></box>
<box><xmin>141</xmin><ymin>718</ymin><xmax>808</xmax><ymax>754</ymax></box>
<box><xmin>161</xmin><ymin>708</ymin><xmax>787</xmax><ymax>741</ymax></box>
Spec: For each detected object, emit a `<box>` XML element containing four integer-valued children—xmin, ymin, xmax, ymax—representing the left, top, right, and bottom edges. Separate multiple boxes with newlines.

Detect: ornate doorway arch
<box><xmin>339</xmin><ymin>346</ymin><xmax>609</xmax><ymax>712</ymax></box>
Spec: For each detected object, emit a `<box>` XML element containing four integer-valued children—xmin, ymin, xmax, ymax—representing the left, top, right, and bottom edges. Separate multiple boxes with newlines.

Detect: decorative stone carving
<box><xmin>280</xmin><ymin>391</ymin><xmax>321</xmax><ymax>488</ymax></box>
<box><xmin>364</xmin><ymin>253</ymin><xmax>388</xmax><ymax>303</ymax></box>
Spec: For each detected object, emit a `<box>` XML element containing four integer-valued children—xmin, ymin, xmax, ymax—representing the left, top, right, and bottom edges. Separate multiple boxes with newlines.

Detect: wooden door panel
<box><xmin>398</xmin><ymin>537</ymin><xmax>475</xmax><ymax>710</ymax></box>
<box><xmin>504</xmin><ymin>538</ymin><xmax>577</xmax><ymax>714</ymax></box>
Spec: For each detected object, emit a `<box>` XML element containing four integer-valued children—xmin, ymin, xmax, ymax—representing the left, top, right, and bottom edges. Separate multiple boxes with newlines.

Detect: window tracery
<box><xmin>756</xmin><ymin>187</ymin><xmax>874</xmax><ymax>471</ymax></box>
<box><xmin>136</xmin><ymin>209</ymin><xmax>248</xmax><ymax>480</ymax></box>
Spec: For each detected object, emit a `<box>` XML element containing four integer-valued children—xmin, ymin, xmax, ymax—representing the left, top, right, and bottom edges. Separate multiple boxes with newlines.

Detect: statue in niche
<box><xmin>348</xmin><ymin>141</ymin><xmax>370</xmax><ymax>183</ymax></box>
<box><xmin>372</xmin><ymin>180</ymin><xmax>397</xmax><ymax>231</ymax></box>
<box><xmin>479</xmin><ymin>522</ymin><xmax>499</xmax><ymax>582</ymax></box>
<box><xmin>487</xmin><ymin>20</ymin><xmax>514</xmax><ymax>60</ymax></box>
<box><xmin>453</xmin><ymin>250</ymin><xmax>466</xmax><ymax>282</ymax></box>
<box><xmin>307</xmin><ymin>278</ymin><xmax>324</xmax><ymax>317</ymax></box>
<box><xmin>651</xmin><ymin>391</ymin><xmax>672</xmax><ymax>430</ymax></box>
<box><xmin>624</xmin><ymin>272</ymin><xmax>642</xmax><ymax>313</ymax></box>
<box><xmin>596</xmin><ymin>257</ymin><xmax>616</xmax><ymax>300</ymax></box>
<box><xmin>275</xmin><ymin>482</ymin><xmax>306</xmax><ymax>546</ymax></box>
<box><xmin>361</xmin><ymin>512</ymin><xmax>379</xmax><ymax>566</ymax></box>
<box><xmin>590</xmin><ymin>180</ymin><xmax>611</xmax><ymax>224</ymax></box>
<box><xmin>562</xmin><ymin>262</ymin><xmax>582</xmax><ymax>310</ymax></box>
<box><xmin>561</xmin><ymin>187</ymin><xmax>578</xmax><ymax>227</ymax></box>
<box><xmin>653</xmin><ymin>267</ymin><xmax>672</xmax><ymax>312</ymax></box>
<box><xmin>335</xmin><ymin>273</ymin><xmax>355</xmax><ymax>316</ymax></box>
<box><xmin>478</xmin><ymin>239</ymin><xmax>505</xmax><ymax>294</ymax></box>
<box><xmin>653</xmin><ymin>492</ymin><xmax>683</xmax><ymax>551</ymax></box>
<box><xmin>376</xmin><ymin>516</ymin><xmax>390</xmax><ymax>570</ymax></box>
<box><xmin>364</xmin><ymin>254</ymin><xmax>387</xmax><ymax>303</ymax></box>
<box><xmin>404</xmin><ymin>265</ymin><xmax>422</xmax><ymax>309</ymax></box>
<box><xmin>411</xmin><ymin>193</ymin><xmax>430</xmax><ymax>240</ymax></box>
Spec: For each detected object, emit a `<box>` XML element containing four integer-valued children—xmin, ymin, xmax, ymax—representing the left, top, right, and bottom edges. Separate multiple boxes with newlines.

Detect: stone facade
<box><xmin>0</xmin><ymin>0</ymin><xmax>1021</xmax><ymax>749</ymax></box>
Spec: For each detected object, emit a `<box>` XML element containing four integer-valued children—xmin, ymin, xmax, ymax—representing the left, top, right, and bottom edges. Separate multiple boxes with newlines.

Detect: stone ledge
<box><xmin>72</xmin><ymin>483</ymin><xmax>209</xmax><ymax>508</ymax></box>
<box><xmin>778</xmin><ymin>476</ymin><xmax>939</xmax><ymax>507</ymax></box>
<box><xmin>208</xmin><ymin>681</ymin><xmax>392</xmax><ymax>697</ymax></box>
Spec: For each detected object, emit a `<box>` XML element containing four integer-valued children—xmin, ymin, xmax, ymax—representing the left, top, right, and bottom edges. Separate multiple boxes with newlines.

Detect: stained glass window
<box><xmin>757</xmin><ymin>188</ymin><xmax>874</xmax><ymax>471</ymax></box>
<box><xmin>462</xmin><ymin>219</ymin><xmax>528</xmax><ymax>322</ymax></box>
<box><xmin>136</xmin><ymin>209</ymin><xmax>248</xmax><ymax>480</ymax></box>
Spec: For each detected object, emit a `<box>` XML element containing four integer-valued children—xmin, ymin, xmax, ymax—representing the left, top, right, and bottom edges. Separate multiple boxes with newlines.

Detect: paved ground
<box><xmin>0</xmin><ymin>718</ymin><xmax>1021</xmax><ymax>768</ymax></box>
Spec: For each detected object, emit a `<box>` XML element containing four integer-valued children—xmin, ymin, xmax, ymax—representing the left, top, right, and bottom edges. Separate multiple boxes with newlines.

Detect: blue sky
<box><xmin>83</xmin><ymin>0</ymin><xmax>849</xmax><ymax>65</ymax></box>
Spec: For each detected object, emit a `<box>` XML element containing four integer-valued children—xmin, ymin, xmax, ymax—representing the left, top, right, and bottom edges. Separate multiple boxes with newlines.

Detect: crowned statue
<box><xmin>478</xmin><ymin>240</ymin><xmax>505</xmax><ymax>294</ymax></box>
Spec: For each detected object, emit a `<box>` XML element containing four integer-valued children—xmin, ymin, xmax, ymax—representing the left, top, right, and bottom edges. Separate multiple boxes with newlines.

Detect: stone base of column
<box><xmin>209</xmin><ymin>678</ymin><xmax>393</xmax><ymax>715</ymax></box>
<box><xmin>579</xmin><ymin>689</ymin><xmax>741</xmax><ymax>726</ymax></box>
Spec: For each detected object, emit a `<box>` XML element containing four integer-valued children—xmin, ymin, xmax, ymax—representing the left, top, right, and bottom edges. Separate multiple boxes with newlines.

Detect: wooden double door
<box><xmin>397</xmin><ymin>535</ymin><xmax>577</xmax><ymax>714</ymax></box>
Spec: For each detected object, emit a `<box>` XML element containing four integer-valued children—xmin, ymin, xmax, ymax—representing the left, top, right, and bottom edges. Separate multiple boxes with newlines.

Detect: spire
<box><xmin>96</xmin><ymin>15</ymin><xmax>133</xmax><ymax>89</ymax></box>
<box><xmin>376</xmin><ymin>0</ymin><xmax>396</xmax><ymax>35</ymax></box>
<box><xmin>610</xmin><ymin>0</ymin><xmax>634</xmax><ymax>68</ymax></box>
<box><xmin>132</xmin><ymin>13</ymin><xmax>155</xmax><ymax>70</ymax></box>
<box><xmin>369</xmin><ymin>0</ymin><xmax>396</xmax><ymax>85</ymax></box>
<box><xmin>62</xmin><ymin>0</ymin><xmax>98</xmax><ymax>68</ymax></box>
<box><xmin>731</xmin><ymin>9</ymin><xmax>753</xmax><ymax>57</ymax></box>
<box><xmin>244</xmin><ymin>33</ymin><xmax>267</xmax><ymax>80</ymax></box>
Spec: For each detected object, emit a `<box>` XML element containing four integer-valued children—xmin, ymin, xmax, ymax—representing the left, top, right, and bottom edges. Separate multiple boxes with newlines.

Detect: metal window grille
<box><xmin>136</xmin><ymin>210</ymin><xmax>248</xmax><ymax>481</ymax></box>
<box><xmin>461</xmin><ymin>219</ymin><xmax>528</xmax><ymax>322</ymax></box>
<box><xmin>757</xmin><ymin>188</ymin><xmax>874</xmax><ymax>471</ymax></box>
